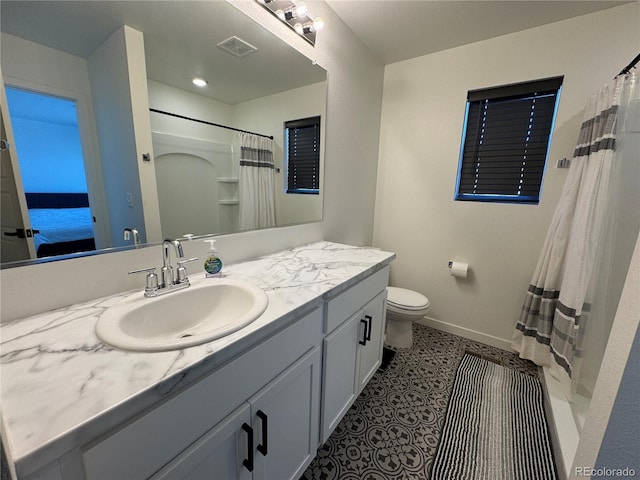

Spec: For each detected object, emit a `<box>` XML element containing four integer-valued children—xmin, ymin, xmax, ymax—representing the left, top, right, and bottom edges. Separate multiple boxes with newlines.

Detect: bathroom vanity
<box><xmin>0</xmin><ymin>242</ymin><xmax>394</xmax><ymax>480</ymax></box>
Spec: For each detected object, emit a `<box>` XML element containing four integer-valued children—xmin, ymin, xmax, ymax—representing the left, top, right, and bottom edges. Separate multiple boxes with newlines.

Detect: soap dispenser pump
<box><xmin>204</xmin><ymin>239</ymin><xmax>223</xmax><ymax>278</ymax></box>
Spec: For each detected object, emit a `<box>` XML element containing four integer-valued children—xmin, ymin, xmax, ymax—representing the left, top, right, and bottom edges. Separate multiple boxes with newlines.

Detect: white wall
<box><xmin>148</xmin><ymin>80</ymin><xmax>237</xmax><ymax>236</ymax></box>
<box><xmin>125</xmin><ymin>27</ymin><xmax>163</xmax><ymax>246</ymax></box>
<box><xmin>87</xmin><ymin>26</ymin><xmax>159</xmax><ymax>247</ymax></box>
<box><xmin>0</xmin><ymin>0</ymin><xmax>385</xmax><ymax>322</ymax></box>
<box><xmin>373</xmin><ymin>3</ymin><xmax>640</xmax><ymax>348</ymax></box>
<box><xmin>148</xmin><ymin>80</ymin><xmax>235</xmax><ymax>145</ymax></box>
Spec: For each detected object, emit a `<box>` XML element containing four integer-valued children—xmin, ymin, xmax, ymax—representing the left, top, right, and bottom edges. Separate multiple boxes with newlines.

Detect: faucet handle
<box><xmin>128</xmin><ymin>267</ymin><xmax>159</xmax><ymax>295</ymax></box>
<box><xmin>176</xmin><ymin>257</ymin><xmax>198</xmax><ymax>284</ymax></box>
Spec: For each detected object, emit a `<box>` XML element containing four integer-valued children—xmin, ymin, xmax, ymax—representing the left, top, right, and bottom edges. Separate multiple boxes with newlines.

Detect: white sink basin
<box><xmin>96</xmin><ymin>278</ymin><xmax>268</xmax><ymax>352</ymax></box>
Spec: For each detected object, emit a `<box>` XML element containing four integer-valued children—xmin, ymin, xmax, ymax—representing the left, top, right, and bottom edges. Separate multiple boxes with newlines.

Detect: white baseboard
<box><xmin>415</xmin><ymin>316</ymin><xmax>513</xmax><ymax>351</ymax></box>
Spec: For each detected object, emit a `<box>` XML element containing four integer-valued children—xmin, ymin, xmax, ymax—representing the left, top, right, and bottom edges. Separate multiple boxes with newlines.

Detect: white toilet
<box><xmin>385</xmin><ymin>287</ymin><xmax>430</xmax><ymax>349</ymax></box>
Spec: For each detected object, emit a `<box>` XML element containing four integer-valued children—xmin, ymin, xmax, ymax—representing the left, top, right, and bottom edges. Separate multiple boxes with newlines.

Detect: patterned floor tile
<box><xmin>302</xmin><ymin>324</ymin><xmax>538</xmax><ymax>479</ymax></box>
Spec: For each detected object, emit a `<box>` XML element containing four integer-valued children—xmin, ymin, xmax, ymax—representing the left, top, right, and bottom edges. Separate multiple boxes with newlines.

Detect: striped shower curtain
<box><xmin>238</xmin><ymin>133</ymin><xmax>276</xmax><ymax>231</ymax></box>
<box><xmin>512</xmin><ymin>74</ymin><xmax>631</xmax><ymax>377</ymax></box>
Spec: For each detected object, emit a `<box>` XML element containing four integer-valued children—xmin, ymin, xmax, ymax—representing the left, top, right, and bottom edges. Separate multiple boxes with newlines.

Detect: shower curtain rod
<box><xmin>618</xmin><ymin>52</ymin><xmax>640</xmax><ymax>76</ymax></box>
<box><xmin>149</xmin><ymin>108</ymin><xmax>274</xmax><ymax>140</ymax></box>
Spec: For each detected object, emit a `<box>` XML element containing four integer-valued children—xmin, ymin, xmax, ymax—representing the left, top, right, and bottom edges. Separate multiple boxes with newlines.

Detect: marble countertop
<box><xmin>0</xmin><ymin>241</ymin><xmax>394</xmax><ymax>477</ymax></box>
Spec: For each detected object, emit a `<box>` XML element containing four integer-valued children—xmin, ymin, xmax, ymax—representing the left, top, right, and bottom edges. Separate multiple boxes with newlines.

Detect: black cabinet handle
<box><xmin>359</xmin><ymin>318</ymin><xmax>368</xmax><ymax>345</ymax></box>
<box><xmin>365</xmin><ymin>315</ymin><xmax>372</xmax><ymax>341</ymax></box>
<box><xmin>257</xmin><ymin>410</ymin><xmax>268</xmax><ymax>456</ymax></box>
<box><xmin>241</xmin><ymin>423</ymin><xmax>254</xmax><ymax>472</ymax></box>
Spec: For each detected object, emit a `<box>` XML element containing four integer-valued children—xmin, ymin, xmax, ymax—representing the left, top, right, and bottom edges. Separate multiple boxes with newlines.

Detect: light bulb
<box><xmin>312</xmin><ymin>17</ymin><xmax>324</xmax><ymax>31</ymax></box>
<box><xmin>295</xmin><ymin>2</ymin><xmax>307</xmax><ymax>17</ymax></box>
<box><xmin>294</xmin><ymin>23</ymin><xmax>304</xmax><ymax>35</ymax></box>
<box><xmin>276</xmin><ymin>9</ymin><xmax>286</xmax><ymax>20</ymax></box>
<box><xmin>192</xmin><ymin>78</ymin><xmax>207</xmax><ymax>87</ymax></box>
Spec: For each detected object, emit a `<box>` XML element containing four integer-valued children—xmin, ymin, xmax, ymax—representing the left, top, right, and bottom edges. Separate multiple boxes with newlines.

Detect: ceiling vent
<box><xmin>217</xmin><ymin>36</ymin><xmax>258</xmax><ymax>58</ymax></box>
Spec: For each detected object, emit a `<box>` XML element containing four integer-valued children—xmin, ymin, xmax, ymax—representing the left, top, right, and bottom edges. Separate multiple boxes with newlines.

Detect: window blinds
<box><xmin>285</xmin><ymin>116</ymin><xmax>321</xmax><ymax>194</ymax></box>
<box><xmin>456</xmin><ymin>77</ymin><xmax>563</xmax><ymax>203</ymax></box>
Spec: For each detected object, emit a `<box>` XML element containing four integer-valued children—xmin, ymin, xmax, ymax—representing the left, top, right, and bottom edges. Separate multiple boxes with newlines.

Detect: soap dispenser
<box><xmin>204</xmin><ymin>239</ymin><xmax>223</xmax><ymax>278</ymax></box>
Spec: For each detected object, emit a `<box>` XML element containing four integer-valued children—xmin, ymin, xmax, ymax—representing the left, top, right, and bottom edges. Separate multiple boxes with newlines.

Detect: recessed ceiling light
<box><xmin>192</xmin><ymin>78</ymin><xmax>208</xmax><ymax>87</ymax></box>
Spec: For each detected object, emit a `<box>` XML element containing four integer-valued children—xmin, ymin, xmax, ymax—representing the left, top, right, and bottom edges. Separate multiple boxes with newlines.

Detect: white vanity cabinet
<box><xmin>246</xmin><ymin>346</ymin><xmax>320</xmax><ymax>480</ymax></box>
<box><xmin>79</xmin><ymin>307</ymin><xmax>323</xmax><ymax>480</ymax></box>
<box><xmin>15</xmin><ymin>252</ymin><xmax>395</xmax><ymax>480</ymax></box>
<box><xmin>151</xmin><ymin>346</ymin><xmax>321</xmax><ymax>480</ymax></box>
<box><xmin>356</xmin><ymin>291</ymin><xmax>387</xmax><ymax>393</ymax></box>
<box><xmin>320</xmin><ymin>266</ymin><xmax>389</xmax><ymax>442</ymax></box>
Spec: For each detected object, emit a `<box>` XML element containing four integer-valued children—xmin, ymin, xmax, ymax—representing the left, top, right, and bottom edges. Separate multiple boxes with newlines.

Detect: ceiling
<box><xmin>2</xmin><ymin>1</ymin><xmax>630</xmax><ymax>102</ymax></box>
<box><xmin>324</xmin><ymin>0</ymin><xmax>631</xmax><ymax>64</ymax></box>
<box><xmin>0</xmin><ymin>1</ymin><xmax>326</xmax><ymax>105</ymax></box>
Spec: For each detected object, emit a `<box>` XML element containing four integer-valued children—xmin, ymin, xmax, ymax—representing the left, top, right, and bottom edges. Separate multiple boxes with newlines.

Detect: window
<box><xmin>455</xmin><ymin>76</ymin><xmax>563</xmax><ymax>204</ymax></box>
<box><xmin>285</xmin><ymin>116</ymin><xmax>321</xmax><ymax>194</ymax></box>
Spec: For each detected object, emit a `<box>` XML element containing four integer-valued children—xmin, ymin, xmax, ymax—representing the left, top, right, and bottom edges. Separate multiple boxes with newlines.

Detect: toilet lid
<box><xmin>387</xmin><ymin>287</ymin><xmax>430</xmax><ymax>311</ymax></box>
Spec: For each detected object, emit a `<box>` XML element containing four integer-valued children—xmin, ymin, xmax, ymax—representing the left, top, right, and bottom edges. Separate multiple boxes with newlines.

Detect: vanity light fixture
<box><xmin>192</xmin><ymin>78</ymin><xmax>208</xmax><ymax>87</ymax></box>
<box><xmin>276</xmin><ymin>1</ymin><xmax>306</xmax><ymax>21</ymax></box>
<box><xmin>294</xmin><ymin>17</ymin><xmax>324</xmax><ymax>35</ymax></box>
<box><xmin>256</xmin><ymin>0</ymin><xmax>324</xmax><ymax>46</ymax></box>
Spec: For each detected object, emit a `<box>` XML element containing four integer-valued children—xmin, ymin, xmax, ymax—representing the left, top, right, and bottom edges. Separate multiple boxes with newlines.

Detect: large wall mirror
<box><xmin>0</xmin><ymin>1</ymin><xmax>327</xmax><ymax>268</ymax></box>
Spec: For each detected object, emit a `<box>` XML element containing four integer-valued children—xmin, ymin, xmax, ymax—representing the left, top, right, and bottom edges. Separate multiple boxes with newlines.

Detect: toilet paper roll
<box><xmin>450</xmin><ymin>261</ymin><xmax>469</xmax><ymax>278</ymax></box>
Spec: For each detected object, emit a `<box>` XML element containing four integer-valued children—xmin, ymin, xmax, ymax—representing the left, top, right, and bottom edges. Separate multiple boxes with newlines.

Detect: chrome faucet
<box><xmin>161</xmin><ymin>238</ymin><xmax>183</xmax><ymax>287</ymax></box>
<box><xmin>129</xmin><ymin>238</ymin><xmax>197</xmax><ymax>297</ymax></box>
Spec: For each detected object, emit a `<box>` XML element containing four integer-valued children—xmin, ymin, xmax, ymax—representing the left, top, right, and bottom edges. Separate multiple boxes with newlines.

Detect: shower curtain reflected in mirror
<box><xmin>238</xmin><ymin>133</ymin><xmax>276</xmax><ymax>231</ymax></box>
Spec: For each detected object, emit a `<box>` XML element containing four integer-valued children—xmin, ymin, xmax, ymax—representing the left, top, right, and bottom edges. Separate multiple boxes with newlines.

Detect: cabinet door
<box><xmin>150</xmin><ymin>404</ymin><xmax>252</xmax><ymax>480</ymax></box>
<box><xmin>321</xmin><ymin>310</ymin><xmax>361</xmax><ymax>443</ymax></box>
<box><xmin>356</xmin><ymin>290</ymin><xmax>387</xmax><ymax>394</ymax></box>
<box><xmin>250</xmin><ymin>346</ymin><xmax>321</xmax><ymax>480</ymax></box>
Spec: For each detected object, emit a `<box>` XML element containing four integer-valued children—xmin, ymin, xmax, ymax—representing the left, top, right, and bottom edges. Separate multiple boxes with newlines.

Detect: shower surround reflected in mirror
<box><xmin>0</xmin><ymin>0</ymin><xmax>327</xmax><ymax>268</ymax></box>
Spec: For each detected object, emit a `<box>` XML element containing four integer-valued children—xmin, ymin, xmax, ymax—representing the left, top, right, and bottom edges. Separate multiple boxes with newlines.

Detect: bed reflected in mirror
<box><xmin>5</xmin><ymin>87</ymin><xmax>97</xmax><ymax>259</ymax></box>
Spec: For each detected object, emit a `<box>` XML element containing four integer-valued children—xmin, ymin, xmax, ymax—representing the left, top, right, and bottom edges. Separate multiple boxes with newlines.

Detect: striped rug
<box><xmin>431</xmin><ymin>353</ymin><xmax>557</xmax><ymax>480</ymax></box>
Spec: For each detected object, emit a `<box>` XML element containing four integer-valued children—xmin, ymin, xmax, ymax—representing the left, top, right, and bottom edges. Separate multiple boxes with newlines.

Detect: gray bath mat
<box><xmin>431</xmin><ymin>353</ymin><xmax>557</xmax><ymax>480</ymax></box>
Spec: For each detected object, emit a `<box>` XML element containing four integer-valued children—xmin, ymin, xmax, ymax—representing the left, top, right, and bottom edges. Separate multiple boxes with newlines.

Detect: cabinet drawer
<box><xmin>82</xmin><ymin>306</ymin><xmax>323</xmax><ymax>480</ymax></box>
<box><xmin>325</xmin><ymin>266</ymin><xmax>389</xmax><ymax>333</ymax></box>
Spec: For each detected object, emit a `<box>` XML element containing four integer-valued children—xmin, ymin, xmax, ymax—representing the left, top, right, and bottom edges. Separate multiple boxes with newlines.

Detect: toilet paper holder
<box><xmin>448</xmin><ymin>260</ymin><xmax>469</xmax><ymax>278</ymax></box>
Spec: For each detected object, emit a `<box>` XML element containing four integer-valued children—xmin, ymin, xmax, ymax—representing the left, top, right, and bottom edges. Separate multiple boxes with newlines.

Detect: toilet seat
<box><xmin>386</xmin><ymin>287</ymin><xmax>430</xmax><ymax>314</ymax></box>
